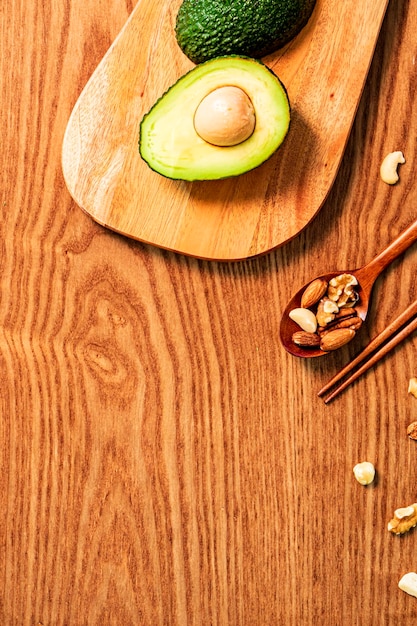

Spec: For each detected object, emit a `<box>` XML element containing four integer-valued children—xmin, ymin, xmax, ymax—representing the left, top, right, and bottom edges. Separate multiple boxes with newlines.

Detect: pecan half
<box><xmin>319</xmin><ymin>316</ymin><xmax>363</xmax><ymax>335</ymax></box>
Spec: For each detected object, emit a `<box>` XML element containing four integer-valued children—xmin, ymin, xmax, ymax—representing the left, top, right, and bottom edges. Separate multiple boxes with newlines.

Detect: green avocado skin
<box><xmin>175</xmin><ymin>0</ymin><xmax>317</xmax><ymax>64</ymax></box>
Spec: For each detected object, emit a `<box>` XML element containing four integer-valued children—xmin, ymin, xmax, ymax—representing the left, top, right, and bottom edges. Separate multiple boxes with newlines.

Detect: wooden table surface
<box><xmin>2</xmin><ymin>0</ymin><xmax>417</xmax><ymax>623</ymax></box>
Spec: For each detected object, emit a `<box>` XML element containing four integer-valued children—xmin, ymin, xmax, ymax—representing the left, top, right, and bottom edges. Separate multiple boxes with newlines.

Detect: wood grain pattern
<box><xmin>2</xmin><ymin>0</ymin><xmax>417</xmax><ymax>623</ymax></box>
<box><xmin>61</xmin><ymin>0</ymin><xmax>388</xmax><ymax>260</ymax></box>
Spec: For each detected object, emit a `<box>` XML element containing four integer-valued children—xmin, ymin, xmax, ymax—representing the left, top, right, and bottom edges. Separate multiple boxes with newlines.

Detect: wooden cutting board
<box><xmin>62</xmin><ymin>0</ymin><xmax>389</xmax><ymax>260</ymax></box>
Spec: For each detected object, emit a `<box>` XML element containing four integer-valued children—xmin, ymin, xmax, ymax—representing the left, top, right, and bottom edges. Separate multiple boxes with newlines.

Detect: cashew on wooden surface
<box><xmin>380</xmin><ymin>150</ymin><xmax>405</xmax><ymax>184</ymax></box>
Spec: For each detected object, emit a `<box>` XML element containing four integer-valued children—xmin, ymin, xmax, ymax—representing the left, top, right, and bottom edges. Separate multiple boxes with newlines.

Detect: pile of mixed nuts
<box><xmin>289</xmin><ymin>273</ymin><xmax>362</xmax><ymax>351</ymax></box>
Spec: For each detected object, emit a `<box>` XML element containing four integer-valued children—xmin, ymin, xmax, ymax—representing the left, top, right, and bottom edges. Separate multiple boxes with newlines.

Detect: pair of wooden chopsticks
<box><xmin>318</xmin><ymin>299</ymin><xmax>417</xmax><ymax>403</ymax></box>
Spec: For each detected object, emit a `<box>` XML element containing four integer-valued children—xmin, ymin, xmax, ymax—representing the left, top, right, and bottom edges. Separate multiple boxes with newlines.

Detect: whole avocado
<box><xmin>175</xmin><ymin>0</ymin><xmax>317</xmax><ymax>64</ymax></box>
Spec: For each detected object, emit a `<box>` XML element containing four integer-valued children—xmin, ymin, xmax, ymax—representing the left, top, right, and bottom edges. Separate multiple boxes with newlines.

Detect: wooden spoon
<box><xmin>62</xmin><ymin>0</ymin><xmax>389</xmax><ymax>260</ymax></box>
<box><xmin>280</xmin><ymin>218</ymin><xmax>417</xmax><ymax>358</ymax></box>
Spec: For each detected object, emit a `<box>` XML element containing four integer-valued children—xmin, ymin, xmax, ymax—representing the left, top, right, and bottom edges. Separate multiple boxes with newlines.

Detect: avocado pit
<box><xmin>194</xmin><ymin>86</ymin><xmax>256</xmax><ymax>147</ymax></box>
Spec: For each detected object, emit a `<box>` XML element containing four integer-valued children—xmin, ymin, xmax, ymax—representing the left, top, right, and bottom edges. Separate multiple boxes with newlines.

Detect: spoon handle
<box><xmin>359</xmin><ymin>218</ymin><xmax>417</xmax><ymax>288</ymax></box>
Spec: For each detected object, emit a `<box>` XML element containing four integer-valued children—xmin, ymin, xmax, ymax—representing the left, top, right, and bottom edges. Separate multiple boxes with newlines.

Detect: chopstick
<box><xmin>318</xmin><ymin>299</ymin><xmax>417</xmax><ymax>403</ymax></box>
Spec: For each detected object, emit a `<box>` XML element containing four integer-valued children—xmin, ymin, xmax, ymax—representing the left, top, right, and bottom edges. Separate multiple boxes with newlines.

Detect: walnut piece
<box><xmin>388</xmin><ymin>503</ymin><xmax>417</xmax><ymax>535</ymax></box>
<box><xmin>327</xmin><ymin>273</ymin><xmax>358</xmax><ymax>307</ymax></box>
<box><xmin>407</xmin><ymin>422</ymin><xmax>417</xmax><ymax>440</ymax></box>
<box><xmin>316</xmin><ymin>298</ymin><xmax>339</xmax><ymax>327</ymax></box>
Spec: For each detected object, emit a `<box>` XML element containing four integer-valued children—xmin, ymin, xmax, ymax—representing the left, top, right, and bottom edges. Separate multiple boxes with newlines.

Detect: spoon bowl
<box><xmin>280</xmin><ymin>218</ymin><xmax>417</xmax><ymax>358</ymax></box>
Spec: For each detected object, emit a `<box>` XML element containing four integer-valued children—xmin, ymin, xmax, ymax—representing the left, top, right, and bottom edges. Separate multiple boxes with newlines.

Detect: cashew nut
<box><xmin>380</xmin><ymin>151</ymin><xmax>405</xmax><ymax>184</ymax></box>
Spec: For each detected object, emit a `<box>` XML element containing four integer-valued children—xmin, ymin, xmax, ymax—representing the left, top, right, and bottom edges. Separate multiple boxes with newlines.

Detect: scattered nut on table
<box><xmin>408</xmin><ymin>377</ymin><xmax>417</xmax><ymax>398</ymax></box>
<box><xmin>399</xmin><ymin>572</ymin><xmax>417</xmax><ymax>599</ymax></box>
<box><xmin>407</xmin><ymin>422</ymin><xmax>417</xmax><ymax>440</ymax></box>
<box><xmin>353</xmin><ymin>461</ymin><xmax>375</xmax><ymax>485</ymax></box>
<box><xmin>388</xmin><ymin>503</ymin><xmax>417</xmax><ymax>535</ymax></box>
<box><xmin>380</xmin><ymin>150</ymin><xmax>405</xmax><ymax>184</ymax></box>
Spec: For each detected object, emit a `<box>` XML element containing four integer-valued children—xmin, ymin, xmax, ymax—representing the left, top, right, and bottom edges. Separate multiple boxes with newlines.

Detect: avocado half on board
<box><xmin>138</xmin><ymin>56</ymin><xmax>290</xmax><ymax>182</ymax></box>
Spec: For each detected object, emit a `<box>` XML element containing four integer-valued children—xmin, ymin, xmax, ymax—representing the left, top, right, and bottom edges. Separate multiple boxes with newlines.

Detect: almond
<box><xmin>300</xmin><ymin>278</ymin><xmax>328</xmax><ymax>309</ymax></box>
<box><xmin>292</xmin><ymin>331</ymin><xmax>321</xmax><ymax>347</ymax></box>
<box><xmin>320</xmin><ymin>328</ymin><xmax>356</xmax><ymax>351</ymax></box>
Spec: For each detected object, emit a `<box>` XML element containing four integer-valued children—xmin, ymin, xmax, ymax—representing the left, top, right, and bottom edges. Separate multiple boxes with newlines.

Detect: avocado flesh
<box><xmin>176</xmin><ymin>0</ymin><xmax>317</xmax><ymax>64</ymax></box>
<box><xmin>139</xmin><ymin>57</ymin><xmax>290</xmax><ymax>182</ymax></box>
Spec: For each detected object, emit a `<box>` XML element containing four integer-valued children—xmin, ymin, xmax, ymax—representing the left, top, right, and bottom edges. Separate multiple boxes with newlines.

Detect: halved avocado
<box><xmin>138</xmin><ymin>56</ymin><xmax>290</xmax><ymax>181</ymax></box>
